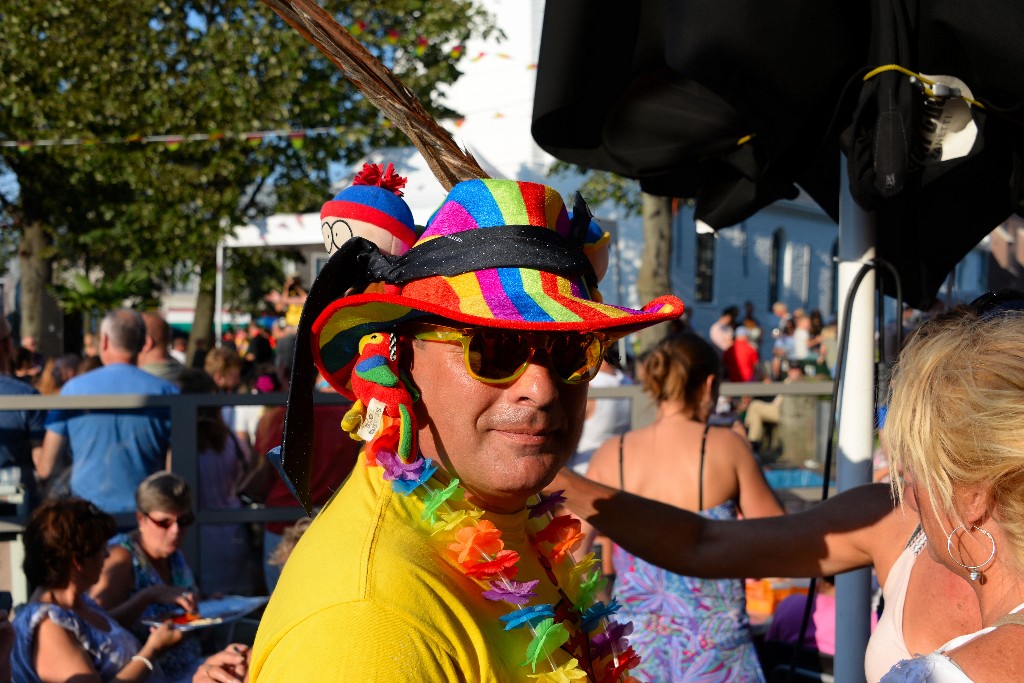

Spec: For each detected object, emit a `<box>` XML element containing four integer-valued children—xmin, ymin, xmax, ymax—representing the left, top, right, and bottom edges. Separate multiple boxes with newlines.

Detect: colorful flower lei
<box><xmin>341</xmin><ymin>332</ymin><xmax>643</xmax><ymax>681</ymax></box>
<box><xmin>379</xmin><ymin>449</ymin><xmax>641</xmax><ymax>682</ymax></box>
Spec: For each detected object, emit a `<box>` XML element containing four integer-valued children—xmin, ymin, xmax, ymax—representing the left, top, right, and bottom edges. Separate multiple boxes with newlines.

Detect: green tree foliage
<box><xmin>223</xmin><ymin>245</ymin><xmax>302</xmax><ymax>321</ymax></box>
<box><xmin>548</xmin><ymin>160</ymin><xmax>642</xmax><ymax>217</ymax></box>
<box><xmin>548</xmin><ymin>161</ymin><xmax>674</xmax><ymax>354</ymax></box>
<box><xmin>0</xmin><ymin>0</ymin><xmax>495</xmax><ymax>351</ymax></box>
<box><xmin>52</xmin><ymin>271</ymin><xmax>162</xmax><ymax>336</ymax></box>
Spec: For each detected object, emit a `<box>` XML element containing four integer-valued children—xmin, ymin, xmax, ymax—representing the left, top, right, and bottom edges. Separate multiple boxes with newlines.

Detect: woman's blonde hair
<box><xmin>640</xmin><ymin>333</ymin><xmax>720</xmax><ymax>409</ymax></box>
<box><xmin>269</xmin><ymin>517</ymin><xmax>313</xmax><ymax>567</ymax></box>
<box><xmin>887</xmin><ymin>309</ymin><xmax>1024</xmax><ymax>571</ymax></box>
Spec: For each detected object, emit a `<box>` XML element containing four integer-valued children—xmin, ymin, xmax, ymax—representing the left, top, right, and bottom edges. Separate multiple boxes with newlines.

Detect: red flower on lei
<box><xmin>597</xmin><ymin>646</ymin><xmax>641</xmax><ymax>683</ymax></box>
<box><xmin>533</xmin><ymin>515</ymin><xmax>586</xmax><ymax>563</ymax></box>
<box><xmin>462</xmin><ymin>549</ymin><xmax>520</xmax><ymax>579</ymax></box>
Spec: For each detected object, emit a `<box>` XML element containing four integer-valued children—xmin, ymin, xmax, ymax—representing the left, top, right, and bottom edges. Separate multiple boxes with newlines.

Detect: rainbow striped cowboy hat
<box><xmin>276</xmin><ymin>178</ymin><xmax>683</xmax><ymax>511</ymax></box>
<box><xmin>311</xmin><ymin>178</ymin><xmax>684</xmax><ymax>397</ymax></box>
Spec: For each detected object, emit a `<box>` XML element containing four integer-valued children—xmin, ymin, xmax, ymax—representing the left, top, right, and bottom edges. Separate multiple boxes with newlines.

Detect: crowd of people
<box><xmin>699</xmin><ymin>300</ymin><xmax>947</xmax><ymax>466</ymax></box>
<box><xmin>705</xmin><ymin>300</ymin><xmax>837</xmax><ymax>384</ymax></box>
<box><xmin>0</xmin><ymin>298</ymin><xmax>356</xmax><ymax>681</ymax></box>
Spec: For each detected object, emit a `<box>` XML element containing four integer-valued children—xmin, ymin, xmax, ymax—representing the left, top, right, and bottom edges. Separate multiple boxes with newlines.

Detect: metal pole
<box><xmin>170</xmin><ymin>395</ymin><xmax>201</xmax><ymax>567</ymax></box>
<box><xmin>834</xmin><ymin>156</ymin><xmax>876</xmax><ymax>683</ymax></box>
<box><xmin>611</xmin><ymin>221</ymin><xmax>629</xmax><ymax>368</ymax></box>
<box><xmin>214</xmin><ymin>242</ymin><xmax>225</xmax><ymax>348</ymax></box>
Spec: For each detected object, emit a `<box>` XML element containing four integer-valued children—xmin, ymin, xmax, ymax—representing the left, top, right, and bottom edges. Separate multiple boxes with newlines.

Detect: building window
<box><xmin>315</xmin><ymin>256</ymin><xmax>330</xmax><ymax>276</ymax></box>
<box><xmin>768</xmin><ymin>228</ymin><xmax>785</xmax><ymax>308</ymax></box>
<box><xmin>170</xmin><ymin>272</ymin><xmax>199</xmax><ymax>295</ymax></box>
<box><xmin>956</xmin><ymin>249</ymin><xmax>988</xmax><ymax>293</ymax></box>
<box><xmin>695</xmin><ymin>232</ymin><xmax>715</xmax><ymax>302</ymax></box>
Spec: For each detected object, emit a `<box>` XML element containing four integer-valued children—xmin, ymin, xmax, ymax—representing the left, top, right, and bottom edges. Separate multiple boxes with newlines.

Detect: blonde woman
<box><xmin>880</xmin><ymin>299</ymin><xmax>1024</xmax><ymax>681</ymax></box>
<box><xmin>553</xmin><ymin>296</ymin><xmax>1024</xmax><ymax>680</ymax></box>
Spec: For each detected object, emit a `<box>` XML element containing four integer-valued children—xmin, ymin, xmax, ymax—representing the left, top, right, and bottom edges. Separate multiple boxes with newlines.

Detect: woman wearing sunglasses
<box><xmin>14</xmin><ymin>495</ymin><xmax>251</xmax><ymax>682</ymax></box>
<box><xmin>90</xmin><ymin>471</ymin><xmax>205</xmax><ymax>681</ymax></box>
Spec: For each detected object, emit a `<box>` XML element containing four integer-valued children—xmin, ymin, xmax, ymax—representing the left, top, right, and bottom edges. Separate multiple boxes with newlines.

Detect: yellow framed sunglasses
<box><xmin>408</xmin><ymin>323</ymin><xmax>607</xmax><ymax>385</ymax></box>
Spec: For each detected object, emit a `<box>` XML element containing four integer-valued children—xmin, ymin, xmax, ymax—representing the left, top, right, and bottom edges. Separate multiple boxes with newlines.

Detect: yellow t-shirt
<box><xmin>251</xmin><ymin>453</ymin><xmax>590</xmax><ymax>681</ymax></box>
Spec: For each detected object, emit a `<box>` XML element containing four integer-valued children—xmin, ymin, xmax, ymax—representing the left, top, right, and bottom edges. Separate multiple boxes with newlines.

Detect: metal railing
<box><xmin>0</xmin><ymin>379</ymin><xmax>836</xmax><ymax>593</ymax></box>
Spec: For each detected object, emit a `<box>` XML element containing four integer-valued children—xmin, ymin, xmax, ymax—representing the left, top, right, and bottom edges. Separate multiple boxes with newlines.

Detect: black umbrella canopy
<box><xmin>532</xmin><ymin>0</ymin><xmax>1024</xmax><ymax>308</ymax></box>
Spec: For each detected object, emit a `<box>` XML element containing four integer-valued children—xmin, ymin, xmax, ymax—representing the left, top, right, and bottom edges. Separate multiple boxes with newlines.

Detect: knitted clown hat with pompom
<box><xmin>321</xmin><ymin>162</ymin><xmax>419</xmax><ymax>258</ymax></box>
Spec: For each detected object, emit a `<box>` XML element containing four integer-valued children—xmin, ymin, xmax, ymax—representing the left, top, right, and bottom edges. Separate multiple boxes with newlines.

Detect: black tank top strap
<box><xmin>698</xmin><ymin>423</ymin><xmax>711</xmax><ymax>510</ymax></box>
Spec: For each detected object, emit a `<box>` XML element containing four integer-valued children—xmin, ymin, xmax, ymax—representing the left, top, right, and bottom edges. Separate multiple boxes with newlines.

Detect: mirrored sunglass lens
<box><xmin>467</xmin><ymin>329</ymin><xmax>530</xmax><ymax>380</ymax></box>
<box><xmin>548</xmin><ymin>334</ymin><xmax>602</xmax><ymax>383</ymax></box>
<box><xmin>151</xmin><ymin>513</ymin><xmax>194</xmax><ymax>528</ymax></box>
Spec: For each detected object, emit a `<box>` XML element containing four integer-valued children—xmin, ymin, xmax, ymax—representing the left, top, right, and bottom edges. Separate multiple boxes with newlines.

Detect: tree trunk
<box><xmin>188</xmin><ymin>255</ymin><xmax>217</xmax><ymax>367</ymax></box>
<box><xmin>17</xmin><ymin>221</ymin><xmax>63</xmax><ymax>358</ymax></box>
<box><xmin>634</xmin><ymin>193</ymin><xmax>674</xmax><ymax>356</ymax></box>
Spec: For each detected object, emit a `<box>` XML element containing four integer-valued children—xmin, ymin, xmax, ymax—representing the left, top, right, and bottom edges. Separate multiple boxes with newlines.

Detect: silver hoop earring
<box><xmin>947</xmin><ymin>524</ymin><xmax>996</xmax><ymax>581</ymax></box>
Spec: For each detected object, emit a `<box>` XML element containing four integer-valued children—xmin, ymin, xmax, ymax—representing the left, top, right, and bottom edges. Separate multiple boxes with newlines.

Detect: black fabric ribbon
<box><xmin>358</xmin><ymin>221</ymin><xmax>598</xmax><ymax>290</ymax></box>
<box><xmin>279</xmin><ymin>239</ymin><xmax>370</xmax><ymax>514</ymax></box>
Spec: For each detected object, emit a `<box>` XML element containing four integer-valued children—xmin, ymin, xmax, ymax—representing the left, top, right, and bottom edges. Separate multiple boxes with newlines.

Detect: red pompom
<box><xmin>352</xmin><ymin>162</ymin><xmax>408</xmax><ymax>197</ymax></box>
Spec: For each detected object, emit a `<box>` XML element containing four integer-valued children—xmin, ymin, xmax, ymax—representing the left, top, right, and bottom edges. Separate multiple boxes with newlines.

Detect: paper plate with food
<box><xmin>143</xmin><ymin>595</ymin><xmax>270</xmax><ymax>631</ymax></box>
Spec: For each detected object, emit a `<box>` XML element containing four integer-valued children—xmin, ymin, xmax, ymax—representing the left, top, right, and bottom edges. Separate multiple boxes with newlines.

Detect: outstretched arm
<box><xmin>552</xmin><ymin>470</ymin><xmax>902</xmax><ymax>579</ymax></box>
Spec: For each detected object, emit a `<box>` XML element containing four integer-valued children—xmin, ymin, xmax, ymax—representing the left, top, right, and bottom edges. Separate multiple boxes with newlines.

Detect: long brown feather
<box><xmin>261</xmin><ymin>0</ymin><xmax>489</xmax><ymax>190</ymax></box>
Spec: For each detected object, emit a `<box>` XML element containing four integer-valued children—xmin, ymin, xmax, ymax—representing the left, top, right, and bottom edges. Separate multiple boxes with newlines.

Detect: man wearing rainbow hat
<box><xmin>250</xmin><ymin>176</ymin><xmax>683</xmax><ymax>681</ymax></box>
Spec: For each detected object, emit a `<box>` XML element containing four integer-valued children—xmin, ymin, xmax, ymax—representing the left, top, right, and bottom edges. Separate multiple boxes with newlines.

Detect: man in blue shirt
<box><xmin>39</xmin><ymin>309</ymin><xmax>179</xmax><ymax>513</ymax></box>
<box><xmin>0</xmin><ymin>317</ymin><xmax>45</xmax><ymax>507</ymax></box>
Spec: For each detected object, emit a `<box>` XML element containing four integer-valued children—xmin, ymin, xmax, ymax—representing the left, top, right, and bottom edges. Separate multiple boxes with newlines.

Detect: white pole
<box><xmin>834</xmin><ymin>157</ymin><xmax>876</xmax><ymax>683</ymax></box>
<box><xmin>612</xmin><ymin>221</ymin><xmax>629</xmax><ymax>364</ymax></box>
<box><xmin>214</xmin><ymin>242</ymin><xmax>225</xmax><ymax>348</ymax></box>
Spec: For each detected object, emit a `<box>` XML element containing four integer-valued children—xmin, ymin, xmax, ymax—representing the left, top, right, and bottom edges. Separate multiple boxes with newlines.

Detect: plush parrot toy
<box><xmin>341</xmin><ymin>332</ymin><xmax>418</xmax><ymax>467</ymax></box>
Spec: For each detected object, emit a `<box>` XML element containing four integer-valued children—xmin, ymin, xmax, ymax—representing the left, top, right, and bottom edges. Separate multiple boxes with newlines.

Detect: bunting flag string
<box><xmin>3</xmin><ymin>100</ymin><xmax>531</xmax><ymax>151</ymax></box>
<box><xmin>2</xmin><ymin>46</ymin><xmax>538</xmax><ymax>153</ymax></box>
<box><xmin>0</xmin><ymin>125</ymin><xmax>342</xmax><ymax>152</ymax></box>
<box><xmin>341</xmin><ymin>18</ymin><xmax>537</xmax><ymax>68</ymax></box>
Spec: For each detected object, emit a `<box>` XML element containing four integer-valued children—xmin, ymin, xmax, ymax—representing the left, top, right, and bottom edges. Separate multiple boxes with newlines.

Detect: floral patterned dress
<box><xmin>612</xmin><ymin>500</ymin><xmax>765</xmax><ymax>682</ymax></box>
